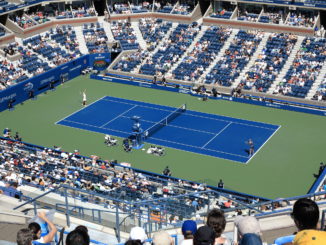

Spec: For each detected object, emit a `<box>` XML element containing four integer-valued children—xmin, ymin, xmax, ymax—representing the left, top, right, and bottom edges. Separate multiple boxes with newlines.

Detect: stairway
<box><xmin>74</xmin><ymin>26</ymin><xmax>89</xmax><ymax>55</ymax></box>
<box><xmin>198</xmin><ymin>29</ymin><xmax>239</xmax><ymax>83</ymax></box>
<box><xmin>305</xmin><ymin>60</ymin><xmax>326</xmax><ymax>99</ymax></box>
<box><xmin>267</xmin><ymin>35</ymin><xmax>304</xmax><ymax>94</ymax></box>
<box><xmin>131</xmin><ymin>21</ymin><xmax>147</xmax><ymax>50</ymax></box>
<box><xmin>167</xmin><ymin>25</ymin><xmax>208</xmax><ymax>76</ymax></box>
<box><xmin>231</xmin><ymin>32</ymin><xmax>270</xmax><ymax>89</ymax></box>
<box><xmin>100</xmin><ymin>18</ymin><xmax>116</xmax><ymax>42</ymax></box>
<box><xmin>132</xmin><ymin>22</ymin><xmax>178</xmax><ymax>73</ymax></box>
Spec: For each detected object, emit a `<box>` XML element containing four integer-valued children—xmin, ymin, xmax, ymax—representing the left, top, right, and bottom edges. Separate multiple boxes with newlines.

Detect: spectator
<box><xmin>129</xmin><ymin>226</ymin><xmax>148</xmax><ymax>243</ymax></box>
<box><xmin>181</xmin><ymin>220</ymin><xmax>197</xmax><ymax>245</ymax></box>
<box><xmin>234</xmin><ymin>216</ymin><xmax>263</xmax><ymax>245</ymax></box>
<box><xmin>152</xmin><ymin>230</ymin><xmax>173</xmax><ymax>245</ymax></box>
<box><xmin>292</xmin><ymin>198</ymin><xmax>326</xmax><ymax>244</ymax></box>
<box><xmin>66</xmin><ymin>228</ymin><xmax>90</xmax><ymax>245</ymax></box>
<box><xmin>193</xmin><ymin>226</ymin><xmax>216</xmax><ymax>245</ymax></box>
<box><xmin>17</xmin><ymin>228</ymin><xmax>33</xmax><ymax>245</ymax></box>
<box><xmin>207</xmin><ymin>209</ymin><xmax>230</xmax><ymax>244</ymax></box>
<box><xmin>28</xmin><ymin>211</ymin><xmax>57</xmax><ymax>244</ymax></box>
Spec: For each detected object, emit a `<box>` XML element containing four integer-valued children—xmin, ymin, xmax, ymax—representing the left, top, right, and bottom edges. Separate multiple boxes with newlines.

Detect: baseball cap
<box><xmin>193</xmin><ymin>226</ymin><xmax>216</xmax><ymax>245</ymax></box>
<box><xmin>182</xmin><ymin>220</ymin><xmax>197</xmax><ymax>235</ymax></box>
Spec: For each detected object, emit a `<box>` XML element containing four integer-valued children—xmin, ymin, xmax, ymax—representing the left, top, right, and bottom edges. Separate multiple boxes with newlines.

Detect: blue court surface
<box><xmin>56</xmin><ymin>96</ymin><xmax>280</xmax><ymax>163</ymax></box>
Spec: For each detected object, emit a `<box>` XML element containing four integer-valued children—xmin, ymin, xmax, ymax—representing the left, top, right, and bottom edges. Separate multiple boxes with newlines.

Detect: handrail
<box><xmin>13</xmin><ymin>186</ymin><xmax>60</xmax><ymax>210</ymax></box>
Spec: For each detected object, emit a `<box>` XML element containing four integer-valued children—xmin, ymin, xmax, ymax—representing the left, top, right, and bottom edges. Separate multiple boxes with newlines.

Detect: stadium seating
<box><xmin>140</xmin><ymin>23</ymin><xmax>200</xmax><ymax>76</ymax></box>
<box><xmin>205</xmin><ymin>30</ymin><xmax>263</xmax><ymax>86</ymax></box>
<box><xmin>83</xmin><ymin>23</ymin><xmax>109</xmax><ymax>53</ymax></box>
<box><xmin>49</xmin><ymin>25</ymin><xmax>81</xmax><ymax>56</ymax></box>
<box><xmin>111</xmin><ymin>20</ymin><xmax>139</xmax><ymax>50</ymax></box>
<box><xmin>277</xmin><ymin>37</ymin><xmax>326</xmax><ymax>98</ymax></box>
<box><xmin>113</xmin><ymin>51</ymin><xmax>148</xmax><ymax>72</ymax></box>
<box><xmin>0</xmin><ymin>26</ymin><xmax>6</xmax><ymax>37</ymax></box>
<box><xmin>242</xmin><ymin>33</ymin><xmax>298</xmax><ymax>92</ymax></box>
<box><xmin>171</xmin><ymin>4</ymin><xmax>192</xmax><ymax>15</ymax></box>
<box><xmin>10</xmin><ymin>15</ymin><xmax>35</xmax><ymax>29</ymax></box>
<box><xmin>286</xmin><ymin>11</ymin><xmax>316</xmax><ymax>27</ymax></box>
<box><xmin>139</xmin><ymin>18</ymin><xmax>172</xmax><ymax>49</ymax></box>
<box><xmin>172</xmin><ymin>26</ymin><xmax>232</xmax><ymax>81</ymax></box>
<box><xmin>210</xmin><ymin>10</ymin><xmax>233</xmax><ymax>19</ymax></box>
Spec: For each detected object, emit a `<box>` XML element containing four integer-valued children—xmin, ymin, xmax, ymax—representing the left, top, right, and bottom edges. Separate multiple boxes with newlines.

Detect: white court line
<box><xmin>201</xmin><ymin>122</ymin><xmax>233</xmax><ymax>149</ymax></box>
<box><xmin>55</xmin><ymin>96</ymin><xmax>106</xmax><ymax>125</ymax></box>
<box><xmin>245</xmin><ymin>125</ymin><xmax>282</xmax><ymax>165</ymax></box>
<box><xmin>120</xmin><ymin>116</ymin><xmax>216</xmax><ymax>135</ymax></box>
<box><xmin>60</xmin><ymin>119</ymin><xmax>131</xmax><ymax>135</ymax></box>
<box><xmin>100</xmin><ymin>105</ymin><xmax>138</xmax><ymax>128</ymax></box>
<box><xmin>150</xmin><ymin>136</ymin><xmax>248</xmax><ymax>159</ymax></box>
<box><xmin>102</xmin><ymin>97</ymin><xmax>277</xmax><ymax>131</ymax></box>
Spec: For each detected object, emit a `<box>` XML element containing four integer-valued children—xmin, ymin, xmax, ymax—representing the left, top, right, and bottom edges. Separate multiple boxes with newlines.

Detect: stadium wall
<box><xmin>0</xmin><ymin>53</ymin><xmax>109</xmax><ymax>112</ymax></box>
<box><xmin>92</xmin><ymin>74</ymin><xmax>326</xmax><ymax>117</ymax></box>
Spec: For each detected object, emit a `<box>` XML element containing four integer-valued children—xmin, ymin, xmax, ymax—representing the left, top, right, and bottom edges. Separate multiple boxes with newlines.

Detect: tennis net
<box><xmin>144</xmin><ymin>104</ymin><xmax>186</xmax><ymax>139</ymax></box>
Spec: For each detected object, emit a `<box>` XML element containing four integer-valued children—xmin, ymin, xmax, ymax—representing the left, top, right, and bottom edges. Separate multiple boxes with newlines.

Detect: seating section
<box><xmin>0</xmin><ymin>26</ymin><xmax>6</xmax><ymax>37</ymax></box>
<box><xmin>49</xmin><ymin>25</ymin><xmax>81</xmax><ymax>57</ymax></box>
<box><xmin>29</xmin><ymin>12</ymin><xmax>50</xmax><ymax>24</ymax></box>
<box><xmin>286</xmin><ymin>12</ymin><xmax>316</xmax><ymax>27</ymax></box>
<box><xmin>171</xmin><ymin>4</ymin><xmax>192</xmax><ymax>15</ymax></box>
<box><xmin>110</xmin><ymin>3</ymin><xmax>131</xmax><ymax>14</ymax></box>
<box><xmin>23</xmin><ymin>34</ymin><xmax>72</xmax><ymax>66</ymax></box>
<box><xmin>131</xmin><ymin>3</ymin><xmax>151</xmax><ymax>13</ymax></box>
<box><xmin>205</xmin><ymin>30</ymin><xmax>263</xmax><ymax>86</ymax></box>
<box><xmin>140</xmin><ymin>23</ymin><xmax>200</xmax><ymax>76</ymax></box>
<box><xmin>313</xmin><ymin>75</ymin><xmax>326</xmax><ymax>101</ymax></box>
<box><xmin>0</xmin><ymin>0</ymin><xmax>16</xmax><ymax>12</ymax></box>
<box><xmin>259</xmin><ymin>12</ymin><xmax>282</xmax><ymax>24</ymax></box>
<box><xmin>113</xmin><ymin>51</ymin><xmax>148</xmax><ymax>72</ymax></box>
<box><xmin>277</xmin><ymin>37</ymin><xmax>326</xmax><ymax>98</ymax></box>
<box><xmin>10</xmin><ymin>16</ymin><xmax>35</xmax><ymax>29</ymax></box>
<box><xmin>56</xmin><ymin>7</ymin><xmax>96</xmax><ymax>19</ymax></box>
<box><xmin>242</xmin><ymin>33</ymin><xmax>297</xmax><ymax>92</ymax></box>
<box><xmin>83</xmin><ymin>23</ymin><xmax>109</xmax><ymax>53</ymax></box>
<box><xmin>0</xmin><ymin>138</ymin><xmax>217</xmax><ymax>219</ymax></box>
<box><xmin>111</xmin><ymin>21</ymin><xmax>139</xmax><ymax>50</ymax></box>
<box><xmin>19</xmin><ymin>47</ymin><xmax>51</xmax><ymax>75</ymax></box>
<box><xmin>211</xmin><ymin>10</ymin><xmax>233</xmax><ymax>19</ymax></box>
<box><xmin>237</xmin><ymin>12</ymin><xmax>259</xmax><ymax>22</ymax></box>
<box><xmin>157</xmin><ymin>5</ymin><xmax>173</xmax><ymax>13</ymax></box>
<box><xmin>172</xmin><ymin>26</ymin><xmax>232</xmax><ymax>81</ymax></box>
<box><xmin>0</xmin><ymin>58</ymin><xmax>29</xmax><ymax>91</ymax></box>
<box><xmin>139</xmin><ymin>18</ymin><xmax>172</xmax><ymax>48</ymax></box>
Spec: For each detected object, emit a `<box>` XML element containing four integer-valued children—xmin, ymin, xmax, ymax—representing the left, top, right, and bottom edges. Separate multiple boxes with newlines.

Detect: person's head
<box><xmin>239</xmin><ymin>233</ymin><xmax>263</xmax><ymax>245</ymax></box>
<box><xmin>182</xmin><ymin>220</ymin><xmax>197</xmax><ymax>239</ymax></box>
<box><xmin>129</xmin><ymin>227</ymin><xmax>148</xmax><ymax>243</ymax></box>
<box><xmin>292</xmin><ymin>198</ymin><xmax>319</xmax><ymax>230</ymax></box>
<box><xmin>125</xmin><ymin>240</ymin><xmax>143</xmax><ymax>245</ymax></box>
<box><xmin>234</xmin><ymin>216</ymin><xmax>261</xmax><ymax>238</ymax></box>
<box><xmin>66</xmin><ymin>229</ymin><xmax>90</xmax><ymax>245</ymax></box>
<box><xmin>206</xmin><ymin>209</ymin><xmax>226</xmax><ymax>238</ymax></box>
<box><xmin>28</xmin><ymin>222</ymin><xmax>41</xmax><ymax>240</ymax></box>
<box><xmin>193</xmin><ymin>226</ymin><xmax>216</xmax><ymax>245</ymax></box>
<box><xmin>75</xmin><ymin>225</ymin><xmax>88</xmax><ymax>234</ymax></box>
<box><xmin>152</xmin><ymin>230</ymin><xmax>173</xmax><ymax>245</ymax></box>
<box><xmin>17</xmin><ymin>228</ymin><xmax>33</xmax><ymax>245</ymax></box>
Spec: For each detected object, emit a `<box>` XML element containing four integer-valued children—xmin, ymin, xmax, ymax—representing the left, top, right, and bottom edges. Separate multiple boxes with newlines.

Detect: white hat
<box><xmin>235</xmin><ymin>216</ymin><xmax>261</xmax><ymax>236</ymax></box>
<box><xmin>129</xmin><ymin>227</ymin><xmax>147</xmax><ymax>242</ymax></box>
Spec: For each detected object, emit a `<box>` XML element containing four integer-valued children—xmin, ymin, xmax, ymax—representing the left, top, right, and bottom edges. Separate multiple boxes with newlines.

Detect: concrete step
<box><xmin>198</xmin><ymin>29</ymin><xmax>239</xmax><ymax>83</ymax></box>
<box><xmin>232</xmin><ymin>32</ymin><xmax>270</xmax><ymax>89</ymax></box>
<box><xmin>74</xmin><ymin>26</ymin><xmax>89</xmax><ymax>55</ymax></box>
<box><xmin>267</xmin><ymin>35</ymin><xmax>304</xmax><ymax>93</ymax></box>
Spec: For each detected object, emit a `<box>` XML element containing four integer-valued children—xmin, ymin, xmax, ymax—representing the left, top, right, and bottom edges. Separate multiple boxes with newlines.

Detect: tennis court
<box><xmin>56</xmin><ymin>96</ymin><xmax>280</xmax><ymax>163</ymax></box>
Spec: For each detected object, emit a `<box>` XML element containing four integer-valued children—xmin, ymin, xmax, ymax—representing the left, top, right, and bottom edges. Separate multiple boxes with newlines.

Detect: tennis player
<box><xmin>247</xmin><ymin>138</ymin><xmax>254</xmax><ymax>156</ymax></box>
<box><xmin>82</xmin><ymin>89</ymin><xmax>87</xmax><ymax>107</ymax></box>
